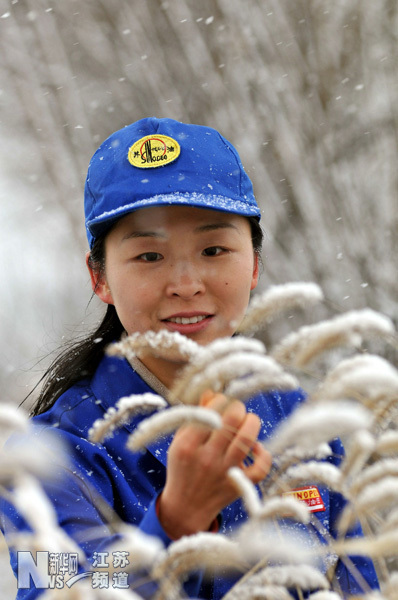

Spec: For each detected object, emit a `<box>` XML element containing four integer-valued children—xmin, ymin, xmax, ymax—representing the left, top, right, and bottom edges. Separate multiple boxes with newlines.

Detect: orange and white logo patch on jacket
<box><xmin>282</xmin><ymin>485</ymin><xmax>326</xmax><ymax>513</ymax></box>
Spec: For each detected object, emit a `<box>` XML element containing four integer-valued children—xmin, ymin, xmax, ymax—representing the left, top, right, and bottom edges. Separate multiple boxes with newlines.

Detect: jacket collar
<box><xmin>91</xmin><ymin>354</ymin><xmax>172</xmax><ymax>467</ymax></box>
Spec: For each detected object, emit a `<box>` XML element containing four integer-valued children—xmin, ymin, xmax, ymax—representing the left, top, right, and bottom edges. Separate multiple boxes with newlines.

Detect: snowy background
<box><xmin>0</xmin><ymin>0</ymin><xmax>397</xmax><ymax>595</ymax></box>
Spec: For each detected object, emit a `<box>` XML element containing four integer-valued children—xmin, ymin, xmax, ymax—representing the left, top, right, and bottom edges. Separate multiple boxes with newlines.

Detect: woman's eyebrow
<box><xmin>194</xmin><ymin>222</ymin><xmax>239</xmax><ymax>233</ymax></box>
<box><xmin>121</xmin><ymin>230</ymin><xmax>166</xmax><ymax>241</ymax></box>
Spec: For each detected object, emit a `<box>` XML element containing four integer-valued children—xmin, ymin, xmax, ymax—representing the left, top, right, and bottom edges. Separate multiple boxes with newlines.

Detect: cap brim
<box><xmin>86</xmin><ymin>192</ymin><xmax>261</xmax><ymax>247</ymax></box>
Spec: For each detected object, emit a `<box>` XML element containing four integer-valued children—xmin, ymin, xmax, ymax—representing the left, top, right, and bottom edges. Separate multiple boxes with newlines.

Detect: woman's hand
<box><xmin>158</xmin><ymin>391</ymin><xmax>272</xmax><ymax>539</ymax></box>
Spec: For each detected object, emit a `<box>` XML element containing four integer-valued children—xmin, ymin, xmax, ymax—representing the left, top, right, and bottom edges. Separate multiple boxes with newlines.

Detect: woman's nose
<box><xmin>165</xmin><ymin>261</ymin><xmax>205</xmax><ymax>298</ymax></box>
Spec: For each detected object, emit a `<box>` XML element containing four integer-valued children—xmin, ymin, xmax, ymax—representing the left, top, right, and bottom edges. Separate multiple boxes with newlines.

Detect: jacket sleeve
<box><xmin>0</xmin><ymin>427</ymin><xmax>202</xmax><ymax>600</ymax></box>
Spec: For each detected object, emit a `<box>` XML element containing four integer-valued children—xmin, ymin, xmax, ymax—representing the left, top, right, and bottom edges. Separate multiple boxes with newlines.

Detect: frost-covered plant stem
<box><xmin>237</xmin><ymin>282</ymin><xmax>324</xmax><ymax>335</ymax></box>
<box><xmin>88</xmin><ymin>393</ymin><xmax>167</xmax><ymax>443</ymax></box>
<box><xmin>271</xmin><ymin>309</ymin><xmax>395</xmax><ymax>367</ymax></box>
<box><xmin>359</xmin><ymin>515</ymin><xmax>390</xmax><ymax>583</ymax></box>
<box><xmin>127</xmin><ymin>406</ymin><xmax>222</xmax><ymax>451</ymax></box>
<box><xmin>171</xmin><ymin>352</ymin><xmax>294</xmax><ymax>406</ymax></box>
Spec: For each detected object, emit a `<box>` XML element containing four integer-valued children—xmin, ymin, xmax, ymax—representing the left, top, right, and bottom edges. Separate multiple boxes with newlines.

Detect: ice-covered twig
<box><xmin>236</xmin><ymin>518</ymin><xmax>321</xmax><ymax>567</ymax></box>
<box><xmin>225</xmin><ymin>584</ymin><xmax>294</xmax><ymax>600</ymax></box>
<box><xmin>380</xmin><ymin>507</ymin><xmax>398</xmax><ymax>533</ymax></box>
<box><xmin>238</xmin><ymin>565</ymin><xmax>329</xmax><ymax>592</ymax></box>
<box><xmin>381</xmin><ymin>572</ymin><xmax>398</xmax><ymax>600</ymax></box>
<box><xmin>349</xmin><ymin>458</ymin><xmax>398</xmax><ymax>496</ymax></box>
<box><xmin>228</xmin><ymin>467</ymin><xmax>263</xmax><ymax>516</ymax></box>
<box><xmin>107</xmin><ymin>329</ymin><xmax>200</xmax><ymax>363</ymax></box>
<box><xmin>308</xmin><ymin>593</ymin><xmax>342</xmax><ymax>600</ymax></box>
<box><xmin>333</xmin><ymin>529</ymin><xmax>398</xmax><ymax>559</ymax></box>
<box><xmin>258</xmin><ymin>496</ymin><xmax>310</xmax><ymax>524</ymax></box>
<box><xmin>0</xmin><ymin>429</ymin><xmax>70</xmax><ymax>486</ymax></box>
<box><xmin>169</xmin><ymin>337</ymin><xmax>266</xmax><ymax>404</ymax></box>
<box><xmin>274</xmin><ymin>443</ymin><xmax>333</xmax><ymax>470</ymax></box>
<box><xmin>105</xmin><ymin>523</ymin><xmax>163</xmax><ymax>570</ymax></box>
<box><xmin>271</xmin><ymin>309</ymin><xmax>395</xmax><ymax>367</ymax></box>
<box><xmin>225</xmin><ymin>369</ymin><xmax>299</xmax><ymax>402</ymax></box>
<box><xmin>266</xmin><ymin>401</ymin><xmax>372</xmax><ymax>455</ymax></box>
<box><xmin>152</xmin><ymin>532</ymin><xmax>245</xmax><ymax>599</ymax></box>
<box><xmin>171</xmin><ymin>352</ymin><xmax>296</xmax><ymax>406</ymax></box>
<box><xmin>42</xmin><ymin>582</ymin><xmax>144</xmax><ymax>600</ymax></box>
<box><xmin>353</xmin><ymin>477</ymin><xmax>398</xmax><ymax>515</ymax></box>
<box><xmin>228</xmin><ymin>467</ymin><xmax>310</xmax><ymax>523</ymax></box>
<box><xmin>11</xmin><ymin>474</ymin><xmax>84</xmax><ymax>557</ymax></box>
<box><xmin>338</xmin><ymin>477</ymin><xmax>398</xmax><ymax>532</ymax></box>
<box><xmin>268</xmin><ymin>462</ymin><xmax>342</xmax><ymax>497</ymax></box>
<box><xmin>0</xmin><ymin>404</ymin><xmax>29</xmax><ymax>436</ymax></box>
<box><xmin>338</xmin><ymin>430</ymin><xmax>375</xmax><ymax>486</ymax></box>
<box><xmin>88</xmin><ymin>393</ymin><xmax>167</xmax><ymax>443</ymax></box>
<box><xmin>126</xmin><ymin>406</ymin><xmax>222</xmax><ymax>451</ymax></box>
<box><xmin>0</xmin><ymin>453</ymin><xmax>52</xmax><ymax>487</ymax></box>
<box><xmin>152</xmin><ymin>532</ymin><xmax>245</xmax><ymax>579</ymax></box>
<box><xmin>237</xmin><ymin>282</ymin><xmax>324</xmax><ymax>334</ymax></box>
<box><xmin>315</xmin><ymin>354</ymin><xmax>398</xmax><ymax>407</ymax></box>
<box><xmin>374</xmin><ymin>431</ymin><xmax>398</xmax><ymax>455</ymax></box>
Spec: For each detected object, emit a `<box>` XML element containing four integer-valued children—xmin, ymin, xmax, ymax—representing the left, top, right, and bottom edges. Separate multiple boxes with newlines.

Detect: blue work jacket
<box><xmin>1</xmin><ymin>355</ymin><xmax>379</xmax><ymax>599</ymax></box>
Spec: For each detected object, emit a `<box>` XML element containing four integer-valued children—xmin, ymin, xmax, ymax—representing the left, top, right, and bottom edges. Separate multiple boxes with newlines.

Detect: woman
<box><xmin>2</xmin><ymin>118</ymin><xmax>378</xmax><ymax>599</ymax></box>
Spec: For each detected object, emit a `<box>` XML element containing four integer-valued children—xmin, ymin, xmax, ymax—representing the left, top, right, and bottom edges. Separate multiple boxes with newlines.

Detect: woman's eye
<box><xmin>137</xmin><ymin>252</ymin><xmax>162</xmax><ymax>262</ymax></box>
<box><xmin>202</xmin><ymin>246</ymin><xmax>225</xmax><ymax>257</ymax></box>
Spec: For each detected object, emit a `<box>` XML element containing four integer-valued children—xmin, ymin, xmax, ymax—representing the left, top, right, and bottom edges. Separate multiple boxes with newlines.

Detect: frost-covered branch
<box><xmin>271</xmin><ymin>310</ymin><xmax>395</xmax><ymax>367</ymax></box>
<box><xmin>315</xmin><ymin>354</ymin><xmax>398</xmax><ymax>412</ymax></box>
<box><xmin>0</xmin><ymin>404</ymin><xmax>29</xmax><ymax>436</ymax></box>
<box><xmin>105</xmin><ymin>523</ymin><xmax>163</xmax><ymax>571</ymax></box>
<box><xmin>169</xmin><ymin>337</ymin><xmax>266</xmax><ymax>404</ymax></box>
<box><xmin>152</xmin><ymin>533</ymin><xmax>245</xmax><ymax>600</ymax></box>
<box><xmin>268</xmin><ymin>462</ymin><xmax>342</xmax><ymax>497</ymax></box>
<box><xmin>126</xmin><ymin>406</ymin><xmax>222</xmax><ymax>451</ymax></box>
<box><xmin>88</xmin><ymin>393</ymin><xmax>167</xmax><ymax>443</ymax></box>
<box><xmin>265</xmin><ymin>401</ymin><xmax>372</xmax><ymax>455</ymax></box>
<box><xmin>349</xmin><ymin>458</ymin><xmax>398</xmax><ymax>497</ymax></box>
<box><xmin>170</xmin><ymin>352</ymin><xmax>296</xmax><ymax>406</ymax></box>
<box><xmin>227</xmin><ymin>564</ymin><xmax>329</xmax><ymax>599</ymax></box>
<box><xmin>375</xmin><ymin>431</ymin><xmax>398</xmax><ymax>455</ymax></box>
<box><xmin>237</xmin><ymin>282</ymin><xmax>324</xmax><ymax>335</ymax></box>
<box><xmin>107</xmin><ymin>330</ymin><xmax>201</xmax><ymax>363</ymax></box>
<box><xmin>11</xmin><ymin>474</ymin><xmax>84</xmax><ymax>557</ymax></box>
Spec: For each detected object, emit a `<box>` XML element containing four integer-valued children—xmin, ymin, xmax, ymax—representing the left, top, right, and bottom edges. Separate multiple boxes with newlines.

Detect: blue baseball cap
<box><xmin>84</xmin><ymin>117</ymin><xmax>261</xmax><ymax>248</ymax></box>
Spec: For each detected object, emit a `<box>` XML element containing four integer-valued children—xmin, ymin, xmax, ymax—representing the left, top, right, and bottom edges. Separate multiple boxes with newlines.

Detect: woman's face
<box><xmin>89</xmin><ymin>205</ymin><xmax>259</xmax><ymax>385</ymax></box>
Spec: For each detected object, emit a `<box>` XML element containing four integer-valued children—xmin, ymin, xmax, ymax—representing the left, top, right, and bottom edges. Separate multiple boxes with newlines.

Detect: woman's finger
<box><xmin>173</xmin><ymin>416</ymin><xmax>214</xmax><ymax>447</ymax></box>
<box><xmin>172</xmin><ymin>391</ymin><xmax>230</xmax><ymax>448</ymax></box>
<box><xmin>205</xmin><ymin>400</ymin><xmax>247</xmax><ymax>455</ymax></box>
<box><xmin>243</xmin><ymin>442</ymin><xmax>272</xmax><ymax>482</ymax></box>
<box><xmin>199</xmin><ymin>391</ymin><xmax>230</xmax><ymax>414</ymax></box>
<box><xmin>224</xmin><ymin>412</ymin><xmax>261</xmax><ymax>466</ymax></box>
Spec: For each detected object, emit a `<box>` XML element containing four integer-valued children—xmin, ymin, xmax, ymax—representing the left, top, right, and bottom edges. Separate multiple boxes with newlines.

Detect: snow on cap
<box><xmin>84</xmin><ymin>117</ymin><xmax>260</xmax><ymax>248</ymax></box>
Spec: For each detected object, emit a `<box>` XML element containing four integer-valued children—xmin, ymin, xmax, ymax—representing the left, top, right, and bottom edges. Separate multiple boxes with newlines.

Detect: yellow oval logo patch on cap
<box><xmin>128</xmin><ymin>134</ymin><xmax>180</xmax><ymax>168</ymax></box>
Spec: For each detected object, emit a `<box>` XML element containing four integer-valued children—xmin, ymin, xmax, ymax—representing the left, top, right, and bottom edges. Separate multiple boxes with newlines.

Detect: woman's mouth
<box><xmin>162</xmin><ymin>314</ymin><xmax>213</xmax><ymax>333</ymax></box>
<box><xmin>166</xmin><ymin>315</ymin><xmax>208</xmax><ymax>325</ymax></box>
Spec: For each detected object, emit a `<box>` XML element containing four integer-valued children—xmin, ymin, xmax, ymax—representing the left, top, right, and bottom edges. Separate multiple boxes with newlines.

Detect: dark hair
<box><xmin>29</xmin><ymin>216</ymin><xmax>264</xmax><ymax>416</ymax></box>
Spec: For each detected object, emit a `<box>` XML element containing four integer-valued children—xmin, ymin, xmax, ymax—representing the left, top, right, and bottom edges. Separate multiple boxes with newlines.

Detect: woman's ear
<box><xmin>85</xmin><ymin>251</ymin><xmax>114</xmax><ymax>305</ymax></box>
<box><xmin>250</xmin><ymin>252</ymin><xmax>260</xmax><ymax>291</ymax></box>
